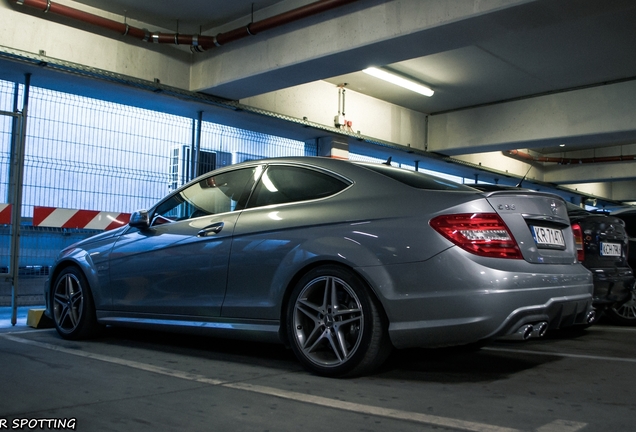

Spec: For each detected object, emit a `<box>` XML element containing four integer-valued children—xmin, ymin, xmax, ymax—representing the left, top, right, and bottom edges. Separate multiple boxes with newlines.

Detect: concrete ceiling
<box><xmin>72</xmin><ymin>0</ymin><xmax>284</xmax><ymax>32</ymax></box>
<box><xmin>69</xmin><ymin>0</ymin><xmax>636</xmax><ymax>158</ymax></box>
<box><xmin>328</xmin><ymin>1</ymin><xmax>636</xmax><ymax>119</ymax></box>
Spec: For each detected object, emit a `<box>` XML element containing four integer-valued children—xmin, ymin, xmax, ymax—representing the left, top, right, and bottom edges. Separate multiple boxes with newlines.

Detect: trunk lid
<box><xmin>483</xmin><ymin>191</ymin><xmax>576</xmax><ymax>264</ymax></box>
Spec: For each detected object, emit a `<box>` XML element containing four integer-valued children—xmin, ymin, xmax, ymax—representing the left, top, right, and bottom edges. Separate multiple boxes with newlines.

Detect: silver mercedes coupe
<box><xmin>45</xmin><ymin>157</ymin><xmax>594</xmax><ymax>376</ymax></box>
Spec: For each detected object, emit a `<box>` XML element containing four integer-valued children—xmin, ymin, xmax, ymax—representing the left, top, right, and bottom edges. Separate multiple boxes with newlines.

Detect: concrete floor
<box><xmin>1</xmin><ymin>313</ymin><xmax>635</xmax><ymax>432</ymax></box>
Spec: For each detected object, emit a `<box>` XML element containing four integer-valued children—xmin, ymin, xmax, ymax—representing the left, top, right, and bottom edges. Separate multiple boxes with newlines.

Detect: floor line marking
<box><xmin>2</xmin><ymin>334</ymin><xmax>586</xmax><ymax>432</ymax></box>
<box><xmin>535</xmin><ymin>419</ymin><xmax>587</xmax><ymax>432</ymax></box>
<box><xmin>588</xmin><ymin>325</ymin><xmax>636</xmax><ymax>333</ymax></box>
<box><xmin>0</xmin><ymin>328</ymin><xmax>53</xmax><ymax>335</ymax></box>
<box><xmin>226</xmin><ymin>382</ymin><xmax>521</xmax><ymax>432</ymax></box>
<box><xmin>484</xmin><ymin>346</ymin><xmax>636</xmax><ymax>363</ymax></box>
<box><xmin>0</xmin><ymin>334</ymin><xmax>226</xmax><ymax>385</ymax></box>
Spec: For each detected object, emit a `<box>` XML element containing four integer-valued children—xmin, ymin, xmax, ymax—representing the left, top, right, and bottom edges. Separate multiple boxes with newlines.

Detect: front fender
<box><xmin>47</xmin><ymin>235</ymin><xmax>117</xmax><ymax>313</ymax></box>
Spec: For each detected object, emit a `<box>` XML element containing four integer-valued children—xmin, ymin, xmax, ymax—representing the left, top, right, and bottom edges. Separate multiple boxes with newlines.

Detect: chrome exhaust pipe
<box><xmin>502</xmin><ymin>324</ymin><xmax>534</xmax><ymax>341</ymax></box>
<box><xmin>530</xmin><ymin>321</ymin><xmax>548</xmax><ymax>338</ymax></box>
<box><xmin>586</xmin><ymin>310</ymin><xmax>596</xmax><ymax>324</ymax></box>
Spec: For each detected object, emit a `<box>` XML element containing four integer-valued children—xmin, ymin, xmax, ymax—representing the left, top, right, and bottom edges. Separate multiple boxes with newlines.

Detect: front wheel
<box><xmin>605</xmin><ymin>289</ymin><xmax>636</xmax><ymax>326</ymax></box>
<box><xmin>286</xmin><ymin>265</ymin><xmax>391</xmax><ymax>377</ymax></box>
<box><xmin>52</xmin><ymin>266</ymin><xmax>101</xmax><ymax>339</ymax></box>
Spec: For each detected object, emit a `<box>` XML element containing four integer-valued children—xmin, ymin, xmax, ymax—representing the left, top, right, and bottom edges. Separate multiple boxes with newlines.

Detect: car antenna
<box><xmin>515</xmin><ymin>165</ymin><xmax>532</xmax><ymax>187</ymax></box>
<box><xmin>383</xmin><ymin>156</ymin><xmax>392</xmax><ymax>166</ymax></box>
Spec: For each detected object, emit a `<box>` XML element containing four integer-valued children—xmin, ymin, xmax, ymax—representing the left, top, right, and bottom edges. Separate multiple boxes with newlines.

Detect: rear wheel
<box><xmin>605</xmin><ymin>290</ymin><xmax>636</xmax><ymax>326</ymax></box>
<box><xmin>52</xmin><ymin>266</ymin><xmax>101</xmax><ymax>339</ymax></box>
<box><xmin>287</xmin><ymin>265</ymin><xmax>391</xmax><ymax>377</ymax></box>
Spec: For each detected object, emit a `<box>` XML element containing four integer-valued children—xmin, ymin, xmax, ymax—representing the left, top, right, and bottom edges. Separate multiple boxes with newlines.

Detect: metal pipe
<box><xmin>12</xmin><ymin>0</ymin><xmax>359</xmax><ymax>52</ymax></box>
<box><xmin>504</xmin><ymin>149</ymin><xmax>636</xmax><ymax>165</ymax></box>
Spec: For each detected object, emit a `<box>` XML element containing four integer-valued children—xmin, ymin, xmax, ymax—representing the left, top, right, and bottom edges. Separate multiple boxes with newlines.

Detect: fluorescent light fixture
<box><xmin>363</xmin><ymin>67</ymin><xmax>434</xmax><ymax>97</ymax></box>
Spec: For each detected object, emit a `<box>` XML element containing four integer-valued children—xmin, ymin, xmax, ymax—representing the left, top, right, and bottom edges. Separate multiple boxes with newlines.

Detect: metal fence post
<box><xmin>8</xmin><ymin>74</ymin><xmax>30</xmax><ymax>325</ymax></box>
<box><xmin>194</xmin><ymin>111</ymin><xmax>203</xmax><ymax>179</ymax></box>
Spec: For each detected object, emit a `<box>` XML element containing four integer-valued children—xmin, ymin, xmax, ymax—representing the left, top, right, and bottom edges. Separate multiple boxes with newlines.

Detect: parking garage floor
<box><xmin>1</xmin><ymin>309</ymin><xmax>635</xmax><ymax>432</ymax></box>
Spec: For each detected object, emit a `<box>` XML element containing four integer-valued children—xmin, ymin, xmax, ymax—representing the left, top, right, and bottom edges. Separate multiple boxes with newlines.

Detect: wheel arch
<box><xmin>47</xmin><ymin>253</ymin><xmax>102</xmax><ymax>312</ymax></box>
<box><xmin>277</xmin><ymin>260</ymin><xmax>389</xmax><ymax>347</ymax></box>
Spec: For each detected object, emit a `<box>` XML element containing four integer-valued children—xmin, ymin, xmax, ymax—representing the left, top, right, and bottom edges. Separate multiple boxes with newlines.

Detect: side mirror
<box><xmin>129</xmin><ymin>210</ymin><xmax>150</xmax><ymax>229</ymax></box>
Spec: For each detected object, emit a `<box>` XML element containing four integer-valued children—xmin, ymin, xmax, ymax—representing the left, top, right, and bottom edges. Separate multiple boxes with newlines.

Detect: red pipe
<box><xmin>13</xmin><ymin>0</ymin><xmax>358</xmax><ymax>51</ymax></box>
<box><xmin>504</xmin><ymin>149</ymin><xmax>636</xmax><ymax>164</ymax></box>
<box><xmin>15</xmin><ymin>0</ymin><xmax>148</xmax><ymax>39</ymax></box>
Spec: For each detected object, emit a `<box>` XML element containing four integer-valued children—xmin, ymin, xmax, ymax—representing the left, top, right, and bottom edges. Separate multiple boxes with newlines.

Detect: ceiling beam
<box><xmin>190</xmin><ymin>0</ymin><xmax>534</xmax><ymax>98</ymax></box>
<box><xmin>427</xmin><ymin>79</ymin><xmax>636</xmax><ymax>158</ymax></box>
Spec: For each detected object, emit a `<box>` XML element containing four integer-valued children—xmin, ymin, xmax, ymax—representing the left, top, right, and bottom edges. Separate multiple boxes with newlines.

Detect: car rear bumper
<box><xmin>357</xmin><ymin>247</ymin><xmax>594</xmax><ymax>349</ymax></box>
<box><xmin>387</xmin><ymin>293</ymin><xmax>593</xmax><ymax>349</ymax></box>
<box><xmin>589</xmin><ymin>267</ymin><xmax>635</xmax><ymax>307</ymax></box>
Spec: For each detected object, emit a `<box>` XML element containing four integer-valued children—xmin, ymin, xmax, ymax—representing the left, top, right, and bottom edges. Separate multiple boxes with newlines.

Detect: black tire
<box><xmin>286</xmin><ymin>265</ymin><xmax>392</xmax><ymax>377</ymax></box>
<box><xmin>51</xmin><ymin>266</ymin><xmax>101</xmax><ymax>339</ymax></box>
<box><xmin>605</xmin><ymin>290</ymin><xmax>636</xmax><ymax>326</ymax></box>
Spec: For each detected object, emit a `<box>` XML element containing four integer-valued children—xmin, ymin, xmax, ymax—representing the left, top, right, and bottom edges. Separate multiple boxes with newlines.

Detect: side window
<box><xmin>152</xmin><ymin>167</ymin><xmax>257</xmax><ymax>225</ymax></box>
<box><xmin>247</xmin><ymin>165</ymin><xmax>349</xmax><ymax>208</ymax></box>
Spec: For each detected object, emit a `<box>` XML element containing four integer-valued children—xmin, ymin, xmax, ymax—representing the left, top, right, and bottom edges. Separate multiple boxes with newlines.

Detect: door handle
<box><xmin>197</xmin><ymin>222</ymin><xmax>224</xmax><ymax>237</ymax></box>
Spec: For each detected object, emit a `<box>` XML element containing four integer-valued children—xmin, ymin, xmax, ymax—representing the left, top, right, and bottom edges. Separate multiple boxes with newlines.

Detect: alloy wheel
<box><xmin>610</xmin><ymin>291</ymin><xmax>636</xmax><ymax>322</ymax></box>
<box><xmin>53</xmin><ymin>272</ymin><xmax>85</xmax><ymax>335</ymax></box>
<box><xmin>292</xmin><ymin>275</ymin><xmax>364</xmax><ymax>367</ymax></box>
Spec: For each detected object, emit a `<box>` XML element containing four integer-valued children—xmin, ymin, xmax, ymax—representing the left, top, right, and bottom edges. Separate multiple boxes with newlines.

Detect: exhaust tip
<box><xmin>518</xmin><ymin>324</ymin><xmax>534</xmax><ymax>340</ymax></box>
<box><xmin>524</xmin><ymin>325</ymin><xmax>534</xmax><ymax>340</ymax></box>
<box><xmin>586</xmin><ymin>310</ymin><xmax>596</xmax><ymax>324</ymax></box>
<box><xmin>499</xmin><ymin>324</ymin><xmax>534</xmax><ymax>341</ymax></box>
<box><xmin>531</xmin><ymin>321</ymin><xmax>548</xmax><ymax>338</ymax></box>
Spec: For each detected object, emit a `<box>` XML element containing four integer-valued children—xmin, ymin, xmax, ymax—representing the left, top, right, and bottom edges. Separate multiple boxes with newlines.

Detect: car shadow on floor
<box><xmin>85</xmin><ymin>325</ymin><xmax>577</xmax><ymax>382</ymax></box>
<box><xmin>97</xmin><ymin>326</ymin><xmax>301</xmax><ymax>371</ymax></box>
<box><xmin>377</xmin><ymin>348</ymin><xmax>557</xmax><ymax>383</ymax></box>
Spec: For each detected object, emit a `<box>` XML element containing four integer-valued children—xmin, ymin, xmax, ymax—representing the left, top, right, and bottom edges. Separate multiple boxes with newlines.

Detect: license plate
<box><xmin>531</xmin><ymin>226</ymin><xmax>566</xmax><ymax>248</ymax></box>
<box><xmin>600</xmin><ymin>242</ymin><xmax>621</xmax><ymax>257</ymax></box>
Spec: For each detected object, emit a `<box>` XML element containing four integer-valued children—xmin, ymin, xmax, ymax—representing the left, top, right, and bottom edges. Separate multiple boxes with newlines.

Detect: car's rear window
<box><xmin>565</xmin><ymin>201</ymin><xmax>592</xmax><ymax>216</ymax></box>
<box><xmin>247</xmin><ymin>165</ymin><xmax>351</xmax><ymax>207</ymax></box>
<box><xmin>357</xmin><ymin>163</ymin><xmax>476</xmax><ymax>191</ymax></box>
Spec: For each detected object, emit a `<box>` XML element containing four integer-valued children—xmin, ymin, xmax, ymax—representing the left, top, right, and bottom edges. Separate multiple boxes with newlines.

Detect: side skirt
<box><xmin>96</xmin><ymin>311</ymin><xmax>282</xmax><ymax>344</ymax></box>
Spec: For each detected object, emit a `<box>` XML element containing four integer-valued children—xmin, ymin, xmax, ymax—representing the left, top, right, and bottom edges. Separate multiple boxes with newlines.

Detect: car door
<box><xmin>222</xmin><ymin>163</ymin><xmax>352</xmax><ymax>319</ymax></box>
<box><xmin>108</xmin><ymin>166</ymin><xmax>257</xmax><ymax>317</ymax></box>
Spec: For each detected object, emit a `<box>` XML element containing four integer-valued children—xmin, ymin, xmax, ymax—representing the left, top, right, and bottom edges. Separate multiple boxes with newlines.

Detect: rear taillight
<box><xmin>571</xmin><ymin>223</ymin><xmax>585</xmax><ymax>261</ymax></box>
<box><xmin>430</xmin><ymin>213</ymin><xmax>522</xmax><ymax>259</ymax></box>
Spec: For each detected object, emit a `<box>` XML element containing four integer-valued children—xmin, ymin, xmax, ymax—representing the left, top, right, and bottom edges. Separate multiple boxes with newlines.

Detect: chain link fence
<box><xmin>0</xmin><ymin>78</ymin><xmax>315</xmax><ymax>305</ymax></box>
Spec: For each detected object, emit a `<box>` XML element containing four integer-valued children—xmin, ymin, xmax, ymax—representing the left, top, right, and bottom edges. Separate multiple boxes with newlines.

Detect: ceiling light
<box><xmin>363</xmin><ymin>67</ymin><xmax>434</xmax><ymax>97</ymax></box>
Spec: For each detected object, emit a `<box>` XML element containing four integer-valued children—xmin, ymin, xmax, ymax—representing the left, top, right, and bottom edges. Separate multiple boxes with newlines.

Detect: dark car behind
<box><xmin>606</xmin><ymin>207</ymin><xmax>636</xmax><ymax>325</ymax></box>
<box><xmin>611</xmin><ymin>208</ymin><xmax>636</xmax><ymax>269</ymax></box>
<box><xmin>565</xmin><ymin>202</ymin><xmax>634</xmax><ymax>323</ymax></box>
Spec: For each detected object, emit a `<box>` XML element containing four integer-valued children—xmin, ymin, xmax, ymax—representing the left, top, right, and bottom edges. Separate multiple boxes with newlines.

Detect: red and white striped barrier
<box><xmin>0</xmin><ymin>204</ymin><xmax>11</xmax><ymax>225</ymax></box>
<box><xmin>33</xmin><ymin>206</ymin><xmax>130</xmax><ymax>230</ymax></box>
